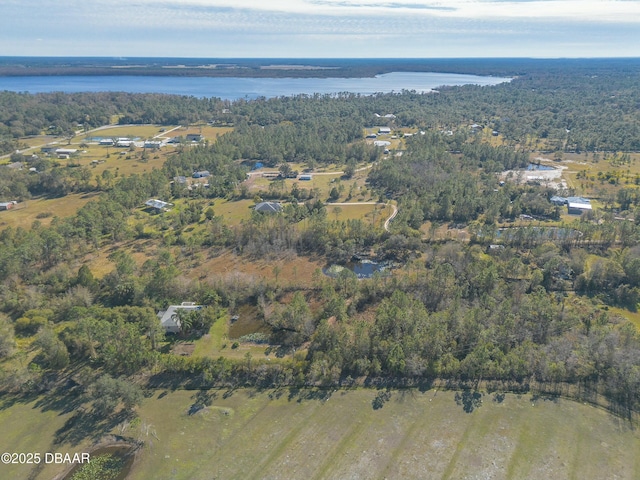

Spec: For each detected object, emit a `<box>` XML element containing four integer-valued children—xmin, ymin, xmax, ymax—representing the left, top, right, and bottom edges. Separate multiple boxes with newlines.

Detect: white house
<box><xmin>157</xmin><ymin>302</ymin><xmax>202</xmax><ymax>333</ymax></box>
<box><xmin>144</xmin><ymin>199</ymin><xmax>173</xmax><ymax>212</ymax></box>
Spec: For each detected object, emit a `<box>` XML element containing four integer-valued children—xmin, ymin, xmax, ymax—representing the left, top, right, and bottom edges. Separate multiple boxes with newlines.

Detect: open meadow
<box><xmin>116</xmin><ymin>388</ymin><xmax>640</xmax><ymax>480</ymax></box>
<box><xmin>2</xmin><ymin>387</ymin><xmax>636</xmax><ymax>480</ymax></box>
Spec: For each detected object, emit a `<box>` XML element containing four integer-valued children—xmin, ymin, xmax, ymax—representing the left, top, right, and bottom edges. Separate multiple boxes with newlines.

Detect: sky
<box><xmin>1</xmin><ymin>0</ymin><xmax>639</xmax><ymax>58</ymax></box>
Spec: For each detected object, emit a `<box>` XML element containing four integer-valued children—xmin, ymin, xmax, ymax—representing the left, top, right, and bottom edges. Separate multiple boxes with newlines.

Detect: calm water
<box><xmin>324</xmin><ymin>260</ymin><xmax>390</xmax><ymax>279</ymax></box>
<box><xmin>0</xmin><ymin>72</ymin><xmax>510</xmax><ymax>99</ymax></box>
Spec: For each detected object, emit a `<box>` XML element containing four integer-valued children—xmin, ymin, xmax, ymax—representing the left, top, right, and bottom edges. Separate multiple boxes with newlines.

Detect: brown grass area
<box><xmin>0</xmin><ymin>193</ymin><xmax>98</xmax><ymax>229</ymax></box>
<box><xmin>68</xmin><ymin>146</ymin><xmax>170</xmax><ymax>179</ymax></box>
<box><xmin>558</xmin><ymin>152</ymin><xmax>640</xmax><ymax>200</ymax></box>
<box><xmin>190</xmin><ymin>250</ymin><xmax>325</xmax><ymax>287</ymax></box>
<box><xmin>81</xmin><ymin>238</ymin><xmax>160</xmax><ymax>278</ymax></box>
<box><xmin>172</xmin><ymin>126</ymin><xmax>233</xmax><ymax>139</ymax></box>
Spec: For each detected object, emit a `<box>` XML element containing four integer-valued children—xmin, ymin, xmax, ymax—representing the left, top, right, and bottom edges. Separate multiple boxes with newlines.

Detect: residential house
<box><xmin>157</xmin><ymin>302</ymin><xmax>202</xmax><ymax>333</ymax></box>
<box><xmin>254</xmin><ymin>201</ymin><xmax>283</xmax><ymax>213</ymax></box>
<box><xmin>144</xmin><ymin>199</ymin><xmax>172</xmax><ymax>212</ymax></box>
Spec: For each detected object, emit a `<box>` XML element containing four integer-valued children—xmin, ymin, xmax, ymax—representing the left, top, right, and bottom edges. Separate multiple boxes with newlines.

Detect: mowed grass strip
<box><xmin>123</xmin><ymin>389</ymin><xmax>639</xmax><ymax>480</ymax></box>
<box><xmin>0</xmin><ymin>398</ymin><xmax>84</xmax><ymax>480</ymax></box>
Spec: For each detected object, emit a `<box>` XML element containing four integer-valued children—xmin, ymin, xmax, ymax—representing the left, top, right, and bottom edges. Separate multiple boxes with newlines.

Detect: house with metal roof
<box><xmin>145</xmin><ymin>199</ymin><xmax>173</xmax><ymax>212</ymax></box>
<box><xmin>157</xmin><ymin>302</ymin><xmax>202</xmax><ymax>333</ymax></box>
<box><xmin>254</xmin><ymin>201</ymin><xmax>283</xmax><ymax>213</ymax></box>
<box><xmin>568</xmin><ymin>201</ymin><xmax>593</xmax><ymax>215</ymax></box>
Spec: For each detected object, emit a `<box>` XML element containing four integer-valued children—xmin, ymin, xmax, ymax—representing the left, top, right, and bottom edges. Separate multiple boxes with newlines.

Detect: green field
<box><xmin>123</xmin><ymin>389</ymin><xmax>640</xmax><ymax>480</ymax></box>
<box><xmin>0</xmin><ymin>193</ymin><xmax>99</xmax><ymax>229</ymax></box>
<box><xmin>3</xmin><ymin>388</ymin><xmax>635</xmax><ymax>480</ymax></box>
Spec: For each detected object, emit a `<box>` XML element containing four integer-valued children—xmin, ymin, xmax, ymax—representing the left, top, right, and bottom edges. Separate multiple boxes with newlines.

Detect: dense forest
<box><xmin>1</xmin><ymin>60</ymin><xmax>640</xmax><ymax>424</ymax></box>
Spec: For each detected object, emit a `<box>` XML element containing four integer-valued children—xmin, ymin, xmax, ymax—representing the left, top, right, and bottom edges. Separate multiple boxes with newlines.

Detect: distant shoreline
<box><xmin>0</xmin><ymin>57</ymin><xmax>637</xmax><ymax>79</ymax></box>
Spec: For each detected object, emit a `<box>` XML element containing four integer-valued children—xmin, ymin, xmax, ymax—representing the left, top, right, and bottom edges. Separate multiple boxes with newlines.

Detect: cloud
<box><xmin>1</xmin><ymin>0</ymin><xmax>638</xmax><ymax>57</ymax></box>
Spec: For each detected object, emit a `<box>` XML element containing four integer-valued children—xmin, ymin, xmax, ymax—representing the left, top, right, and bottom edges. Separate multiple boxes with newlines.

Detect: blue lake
<box><xmin>0</xmin><ymin>72</ymin><xmax>510</xmax><ymax>100</ymax></box>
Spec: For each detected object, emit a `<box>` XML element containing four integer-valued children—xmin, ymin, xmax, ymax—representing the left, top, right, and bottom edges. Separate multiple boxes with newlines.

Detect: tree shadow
<box><xmin>287</xmin><ymin>387</ymin><xmax>333</xmax><ymax>403</ymax></box>
<box><xmin>54</xmin><ymin>409</ymin><xmax>135</xmax><ymax>447</ymax></box>
<box><xmin>188</xmin><ymin>390</ymin><xmax>218</xmax><ymax>415</ymax></box>
<box><xmin>372</xmin><ymin>390</ymin><xmax>392</xmax><ymax>410</ymax></box>
<box><xmin>455</xmin><ymin>390</ymin><xmax>483</xmax><ymax>413</ymax></box>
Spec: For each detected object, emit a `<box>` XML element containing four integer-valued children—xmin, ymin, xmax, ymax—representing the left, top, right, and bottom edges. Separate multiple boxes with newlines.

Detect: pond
<box><xmin>323</xmin><ymin>260</ymin><xmax>391</xmax><ymax>279</ymax></box>
<box><xmin>228</xmin><ymin>304</ymin><xmax>271</xmax><ymax>340</ymax></box>
<box><xmin>526</xmin><ymin>163</ymin><xmax>555</xmax><ymax>171</ymax></box>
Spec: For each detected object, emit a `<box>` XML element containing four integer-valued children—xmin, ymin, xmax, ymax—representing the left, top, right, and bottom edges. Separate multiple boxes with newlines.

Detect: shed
<box><xmin>145</xmin><ymin>199</ymin><xmax>173</xmax><ymax>212</ymax></box>
<box><xmin>298</xmin><ymin>174</ymin><xmax>313</xmax><ymax>181</ymax></box>
<box><xmin>55</xmin><ymin>148</ymin><xmax>77</xmax><ymax>156</ymax></box>
<box><xmin>378</xmin><ymin>127</ymin><xmax>391</xmax><ymax>134</ymax></box>
<box><xmin>157</xmin><ymin>302</ymin><xmax>202</xmax><ymax>333</ymax></box>
<box><xmin>192</xmin><ymin>170</ymin><xmax>211</xmax><ymax>178</ymax></box>
<box><xmin>186</xmin><ymin>134</ymin><xmax>203</xmax><ymax>142</ymax></box>
<box><xmin>0</xmin><ymin>201</ymin><xmax>17</xmax><ymax>211</ymax></box>
<box><xmin>254</xmin><ymin>201</ymin><xmax>283</xmax><ymax>213</ymax></box>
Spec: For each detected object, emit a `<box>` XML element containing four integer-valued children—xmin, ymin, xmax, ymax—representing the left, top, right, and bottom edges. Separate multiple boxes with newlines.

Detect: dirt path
<box><xmin>327</xmin><ymin>201</ymin><xmax>398</xmax><ymax>232</ymax></box>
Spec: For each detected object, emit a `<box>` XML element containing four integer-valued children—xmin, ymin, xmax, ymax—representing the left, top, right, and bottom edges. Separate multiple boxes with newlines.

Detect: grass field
<box><xmin>118</xmin><ymin>388</ymin><xmax>640</xmax><ymax>480</ymax></box>
<box><xmin>0</xmin><ymin>396</ymin><xmax>94</xmax><ymax>480</ymax></box>
<box><xmin>0</xmin><ymin>193</ymin><xmax>98</xmax><ymax>229</ymax></box>
<box><xmin>1</xmin><ymin>373</ymin><xmax>639</xmax><ymax>479</ymax></box>
<box><xmin>84</xmin><ymin>125</ymin><xmax>173</xmax><ymax>139</ymax></box>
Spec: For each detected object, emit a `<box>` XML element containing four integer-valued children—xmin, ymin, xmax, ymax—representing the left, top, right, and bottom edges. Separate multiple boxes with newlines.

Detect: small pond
<box><xmin>526</xmin><ymin>163</ymin><xmax>555</xmax><ymax>171</ymax></box>
<box><xmin>229</xmin><ymin>304</ymin><xmax>271</xmax><ymax>340</ymax></box>
<box><xmin>323</xmin><ymin>260</ymin><xmax>391</xmax><ymax>279</ymax></box>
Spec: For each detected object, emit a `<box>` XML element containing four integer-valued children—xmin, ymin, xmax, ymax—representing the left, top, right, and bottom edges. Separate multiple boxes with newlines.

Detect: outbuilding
<box><xmin>0</xmin><ymin>201</ymin><xmax>17</xmax><ymax>211</ymax></box>
<box><xmin>568</xmin><ymin>202</ymin><xmax>593</xmax><ymax>215</ymax></box>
